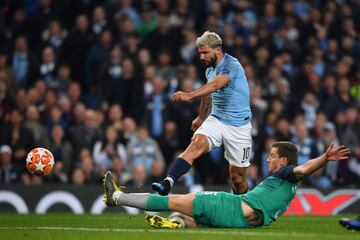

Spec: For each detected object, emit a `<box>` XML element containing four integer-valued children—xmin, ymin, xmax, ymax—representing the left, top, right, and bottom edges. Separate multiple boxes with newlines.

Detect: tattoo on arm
<box><xmin>199</xmin><ymin>95</ymin><xmax>212</xmax><ymax>120</ymax></box>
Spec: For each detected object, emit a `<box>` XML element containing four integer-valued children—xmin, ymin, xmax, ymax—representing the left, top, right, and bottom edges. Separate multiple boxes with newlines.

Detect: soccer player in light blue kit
<box><xmin>152</xmin><ymin>31</ymin><xmax>252</xmax><ymax>195</ymax></box>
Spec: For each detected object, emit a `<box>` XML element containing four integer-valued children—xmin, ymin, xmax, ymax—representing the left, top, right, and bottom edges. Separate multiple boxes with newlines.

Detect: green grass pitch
<box><xmin>0</xmin><ymin>213</ymin><xmax>359</xmax><ymax>240</ymax></box>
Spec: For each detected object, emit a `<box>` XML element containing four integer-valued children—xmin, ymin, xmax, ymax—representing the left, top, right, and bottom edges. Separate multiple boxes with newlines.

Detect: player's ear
<box><xmin>281</xmin><ymin>157</ymin><xmax>288</xmax><ymax>166</ymax></box>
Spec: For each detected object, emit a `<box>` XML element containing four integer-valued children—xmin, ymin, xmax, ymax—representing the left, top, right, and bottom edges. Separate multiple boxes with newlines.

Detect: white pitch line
<box><xmin>0</xmin><ymin>226</ymin><xmax>359</xmax><ymax>239</ymax></box>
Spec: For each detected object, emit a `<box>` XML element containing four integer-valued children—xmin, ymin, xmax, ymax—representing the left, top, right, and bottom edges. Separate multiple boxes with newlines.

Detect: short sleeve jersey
<box><xmin>205</xmin><ymin>53</ymin><xmax>251</xmax><ymax>126</ymax></box>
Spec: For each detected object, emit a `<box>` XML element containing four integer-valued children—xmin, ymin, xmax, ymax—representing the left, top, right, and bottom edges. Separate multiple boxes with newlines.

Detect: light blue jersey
<box><xmin>205</xmin><ymin>53</ymin><xmax>251</xmax><ymax>126</ymax></box>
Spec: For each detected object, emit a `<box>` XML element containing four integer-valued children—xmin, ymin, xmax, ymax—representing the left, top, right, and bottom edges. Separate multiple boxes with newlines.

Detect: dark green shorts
<box><xmin>192</xmin><ymin>191</ymin><xmax>250</xmax><ymax>228</ymax></box>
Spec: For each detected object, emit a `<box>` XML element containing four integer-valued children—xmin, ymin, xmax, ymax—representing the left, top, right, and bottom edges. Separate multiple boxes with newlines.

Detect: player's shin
<box><xmin>167</xmin><ymin>157</ymin><xmax>192</xmax><ymax>184</ymax></box>
<box><xmin>152</xmin><ymin>157</ymin><xmax>192</xmax><ymax>195</ymax></box>
<box><xmin>112</xmin><ymin>192</ymin><xmax>169</xmax><ymax>211</ymax></box>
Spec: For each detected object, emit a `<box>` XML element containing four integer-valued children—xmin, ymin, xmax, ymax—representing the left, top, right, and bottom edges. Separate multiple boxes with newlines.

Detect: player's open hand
<box><xmin>325</xmin><ymin>143</ymin><xmax>351</xmax><ymax>161</ymax></box>
<box><xmin>191</xmin><ymin>117</ymin><xmax>203</xmax><ymax>131</ymax></box>
<box><xmin>173</xmin><ymin>91</ymin><xmax>193</xmax><ymax>102</ymax></box>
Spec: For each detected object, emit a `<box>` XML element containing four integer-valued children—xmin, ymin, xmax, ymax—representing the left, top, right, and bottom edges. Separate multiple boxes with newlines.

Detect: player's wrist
<box><xmin>188</xmin><ymin>92</ymin><xmax>195</xmax><ymax>100</ymax></box>
<box><xmin>323</xmin><ymin>152</ymin><xmax>330</xmax><ymax>161</ymax></box>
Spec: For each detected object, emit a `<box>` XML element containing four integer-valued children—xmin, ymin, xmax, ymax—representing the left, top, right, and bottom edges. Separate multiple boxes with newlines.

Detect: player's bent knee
<box><xmin>192</xmin><ymin>135</ymin><xmax>208</xmax><ymax>147</ymax></box>
<box><xmin>187</xmin><ymin>136</ymin><xmax>208</xmax><ymax>154</ymax></box>
<box><xmin>230</xmin><ymin>174</ymin><xmax>246</xmax><ymax>185</ymax></box>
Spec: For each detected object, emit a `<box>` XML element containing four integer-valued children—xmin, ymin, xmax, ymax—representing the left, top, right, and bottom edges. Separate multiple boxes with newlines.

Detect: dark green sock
<box><xmin>146</xmin><ymin>194</ymin><xmax>169</xmax><ymax>211</ymax></box>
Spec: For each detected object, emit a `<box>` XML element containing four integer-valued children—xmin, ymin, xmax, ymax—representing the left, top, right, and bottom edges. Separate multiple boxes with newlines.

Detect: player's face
<box><xmin>198</xmin><ymin>45</ymin><xmax>218</xmax><ymax>67</ymax></box>
<box><xmin>267</xmin><ymin>147</ymin><xmax>286</xmax><ymax>173</ymax></box>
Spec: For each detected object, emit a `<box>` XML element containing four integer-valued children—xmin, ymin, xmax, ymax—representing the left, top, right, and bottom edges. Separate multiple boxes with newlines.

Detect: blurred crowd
<box><xmin>0</xmin><ymin>0</ymin><xmax>360</xmax><ymax>190</ymax></box>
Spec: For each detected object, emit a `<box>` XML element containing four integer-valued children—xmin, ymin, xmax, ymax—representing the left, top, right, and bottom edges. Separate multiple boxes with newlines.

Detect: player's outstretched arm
<box><xmin>173</xmin><ymin>75</ymin><xmax>229</xmax><ymax>102</ymax></box>
<box><xmin>191</xmin><ymin>95</ymin><xmax>211</xmax><ymax>131</ymax></box>
<box><xmin>293</xmin><ymin>143</ymin><xmax>351</xmax><ymax>180</ymax></box>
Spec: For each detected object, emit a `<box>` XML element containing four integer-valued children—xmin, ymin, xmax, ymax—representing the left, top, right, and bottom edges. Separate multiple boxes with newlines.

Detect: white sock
<box><xmin>165</xmin><ymin>177</ymin><xmax>174</xmax><ymax>187</ymax></box>
<box><xmin>112</xmin><ymin>191</ymin><xmax>150</xmax><ymax>209</ymax></box>
<box><xmin>169</xmin><ymin>216</ymin><xmax>185</xmax><ymax>228</ymax></box>
<box><xmin>112</xmin><ymin>191</ymin><xmax>123</xmax><ymax>205</ymax></box>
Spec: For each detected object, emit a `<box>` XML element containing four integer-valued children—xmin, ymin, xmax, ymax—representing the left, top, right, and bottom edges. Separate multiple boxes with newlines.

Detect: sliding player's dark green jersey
<box><xmin>242</xmin><ymin>165</ymin><xmax>299</xmax><ymax>226</ymax></box>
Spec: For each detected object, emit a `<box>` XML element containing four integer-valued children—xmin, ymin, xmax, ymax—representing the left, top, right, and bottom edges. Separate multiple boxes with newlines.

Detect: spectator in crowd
<box><xmin>24</xmin><ymin>105</ymin><xmax>50</xmax><ymax>147</ymax></box>
<box><xmin>85</xmin><ymin>30</ymin><xmax>112</xmax><ymax>93</ymax></box>
<box><xmin>127</xmin><ymin>125</ymin><xmax>165</xmax><ymax>175</ymax></box>
<box><xmin>301</xmin><ymin>91</ymin><xmax>319</xmax><ymax>128</ymax></box>
<box><xmin>0</xmin><ymin>52</ymin><xmax>17</xmax><ymax>98</ymax></box>
<box><xmin>135</xmin><ymin>5</ymin><xmax>158</xmax><ymax>38</ymax></box>
<box><xmin>125</xmin><ymin>164</ymin><xmax>148</xmax><ymax>187</ymax></box>
<box><xmin>105</xmin><ymin>103</ymin><xmax>123</xmax><ymax>132</ymax></box>
<box><xmin>0</xmin><ymin>145</ymin><xmax>20</xmax><ymax>183</ymax></box>
<box><xmin>169</xmin><ymin>78</ymin><xmax>198</xmax><ymax>149</ymax></box>
<box><xmin>110</xmin><ymin>155</ymin><xmax>131</xmax><ymax>185</ymax></box>
<box><xmin>61</xmin><ymin>14</ymin><xmax>91</xmax><ymax>86</ymax></box>
<box><xmin>42</xmin><ymin>20</ymin><xmax>67</xmax><ymax>52</ymax></box>
<box><xmin>67</xmin><ymin>82</ymin><xmax>83</xmax><ymax>106</ymax></box>
<box><xmin>158</xmin><ymin>121</ymin><xmax>180</xmax><ymax>166</ymax></box>
<box><xmin>93</xmin><ymin>125</ymin><xmax>127</xmax><ymax>173</ymax></box>
<box><xmin>122</xmin><ymin>32</ymin><xmax>140</xmax><ymax>61</ymax></box>
<box><xmin>14</xmin><ymin>89</ymin><xmax>28</xmax><ymax>114</ymax></box>
<box><xmin>70</xmin><ymin>109</ymin><xmax>103</xmax><ymax>161</ymax></box>
<box><xmin>46</xmin><ymin>105</ymin><xmax>68</xmax><ymax>134</ymax></box>
<box><xmin>144</xmin><ymin>76</ymin><xmax>171</xmax><ymax>141</ymax></box>
<box><xmin>26</xmin><ymin>0</ymin><xmax>59</xmax><ymax>49</ymax></box>
<box><xmin>77</xmin><ymin>148</ymin><xmax>100</xmax><ymax>184</ymax></box>
<box><xmin>180</xmin><ymin>29</ymin><xmax>197</xmax><ymax>64</ymax></box>
<box><xmin>33</xmin><ymin>80</ymin><xmax>47</xmax><ymax>104</ymax></box>
<box><xmin>121</xmin><ymin>116</ymin><xmax>137</xmax><ymax>145</ymax></box>
<box><xmin>325</xmin><ymin>77</ymin><xmax>356</xmax><ymax>122</ymax></box>
<box><xmin>145</xmin><ymin>14</ymin><xmax>182</xmax><ymax>64</ymax></box>
<box><xmin>72</xmin><ymin>168</ymin><xmax>86</xmax><ymax>185</ymax></box>
<box><xmin>306</xmin><ymin>121</ymin><xmax>336</xmax><ymax>190</ymax></box>
<box><xmin>48</xmin><ymin>64</ymin><xmax>72</xmax><ymax>96</ymax></box>
<box><xmin>107</xmin><ymin>0</ymin><xmax>140</xmax><ymax>26</ymax></box>
<box><xmin>39</xmin><ymin>88</ymin><xmax>58</xmax><ymax>123</ymax></box>
<box><xmin>48</xmin><ymin>124</ymin><xmax>72</xmax><ymax>180</ymax></box>
<box><xmin>69</xmin><ymin>101</ymin><xmax>86</xmax><ymax>127</ymax></box>
<box><xmin>97</xmin><ymin>45</ymin><xmax>123</xmax><ymax>102</ymax></box>
<box><xmin>91</xmin><ymin>7</ymin><xmax>108</xmax><ymax>37</ymax></box>
<box><xmin>246</xmin><ymin>165</ymin><xmax>260</xmax><ymax>190</ymax></box>
<box><xmin>0</xmin><ymin>81</ymin><xmax>15</xmax><ymax>127</ymax></box>
<box><xmin>147</xmin><ymin>159</ymin><xmax>165</xmax><ymax>184</ymax></box>
<box><xmin>38</xmin><ymin>46</ymin><xmax>57</xmax><ymax>85</ymax></box>
<box><xmin>292</xmin><ymin>122</ymin><xmax>318</xmax><ymax>165</ymax></box>
<box><xmin>11</xmin><ymin>36</ymin><xmax>35</xmax><ymax>88</ymax></box>
<box><xmin>0</xmin><ymin>109</ymin><xmax>35</xmax><ymax>176</ymax></box>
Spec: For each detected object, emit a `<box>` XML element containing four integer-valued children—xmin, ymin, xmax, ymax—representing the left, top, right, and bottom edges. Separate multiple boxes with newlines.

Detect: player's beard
<box><xmin>203</xmin><ymin>54</ymin><xmax>217</xmax><ymax>67</ymax></box>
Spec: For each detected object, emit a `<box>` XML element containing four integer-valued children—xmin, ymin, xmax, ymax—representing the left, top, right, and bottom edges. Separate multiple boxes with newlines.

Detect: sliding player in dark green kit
<box><xmin>103</xmin><ymin>142</ymin><xmax>350</xmax><ymax>228</ymax></box>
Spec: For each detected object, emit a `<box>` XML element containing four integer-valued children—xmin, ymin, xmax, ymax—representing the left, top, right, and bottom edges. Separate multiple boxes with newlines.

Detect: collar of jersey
<box><xmin>213</xmin><ymin>52</ymin><xmax>229</xmax><ymax>70</ymax></box>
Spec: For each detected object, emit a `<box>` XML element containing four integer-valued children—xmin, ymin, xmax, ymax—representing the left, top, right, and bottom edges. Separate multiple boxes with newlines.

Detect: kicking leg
<box><xmin>229</xmin><ymin>165</ymin><xmax>248</xmax><ymax>194</ymax></box>
<box><xmin>104</xmin><ymin>171</ymin><xmax>195</xmax><ymax>215</ymax></box>
<box><xmin>152</xmin><ymin>134</ymin><xmax>208</xmax><ymax>195</ymax></box>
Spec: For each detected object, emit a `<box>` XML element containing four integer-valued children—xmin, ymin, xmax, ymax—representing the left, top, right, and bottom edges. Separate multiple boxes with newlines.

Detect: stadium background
<box><xmin>0</xmin><ymin>0</ymin><xmax>360</xmax><ymax>215</ymax></box>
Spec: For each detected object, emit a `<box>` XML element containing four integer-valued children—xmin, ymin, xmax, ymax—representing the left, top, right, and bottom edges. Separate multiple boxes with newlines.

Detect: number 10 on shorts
<box><xmin>242</xmin><ymin>147</ymin><xmax>251</xmax><ymax>161</ymax></box>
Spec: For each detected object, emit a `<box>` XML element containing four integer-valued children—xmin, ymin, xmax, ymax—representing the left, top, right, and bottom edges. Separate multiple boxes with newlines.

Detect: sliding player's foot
<box><xmin>103</xmin><ymin>171</ymin><xmax>121</xmax><ymax>206</ymax></box>
<box><xmin>145</xmin><ymin>215</ymin><xmax>182</xmax><ymax>229</ymax></box>
<box><xmin>152</xmin><ymin>179</ymin><xmax>171</xmax><ymax>195</ymax></box>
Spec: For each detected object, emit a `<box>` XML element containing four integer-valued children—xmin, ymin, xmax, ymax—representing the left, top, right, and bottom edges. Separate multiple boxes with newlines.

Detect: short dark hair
<box><xmin>272</xmin><ymin>141</ymin><xmax>298</xmax><ymax>165</ymax></box>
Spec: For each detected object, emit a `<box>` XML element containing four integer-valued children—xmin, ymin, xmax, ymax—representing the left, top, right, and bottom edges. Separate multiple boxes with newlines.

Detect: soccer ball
<box><xmin>26</xmin><ymin>147</ymin><xmax>55</xmax><ymax>176</ymax></box>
